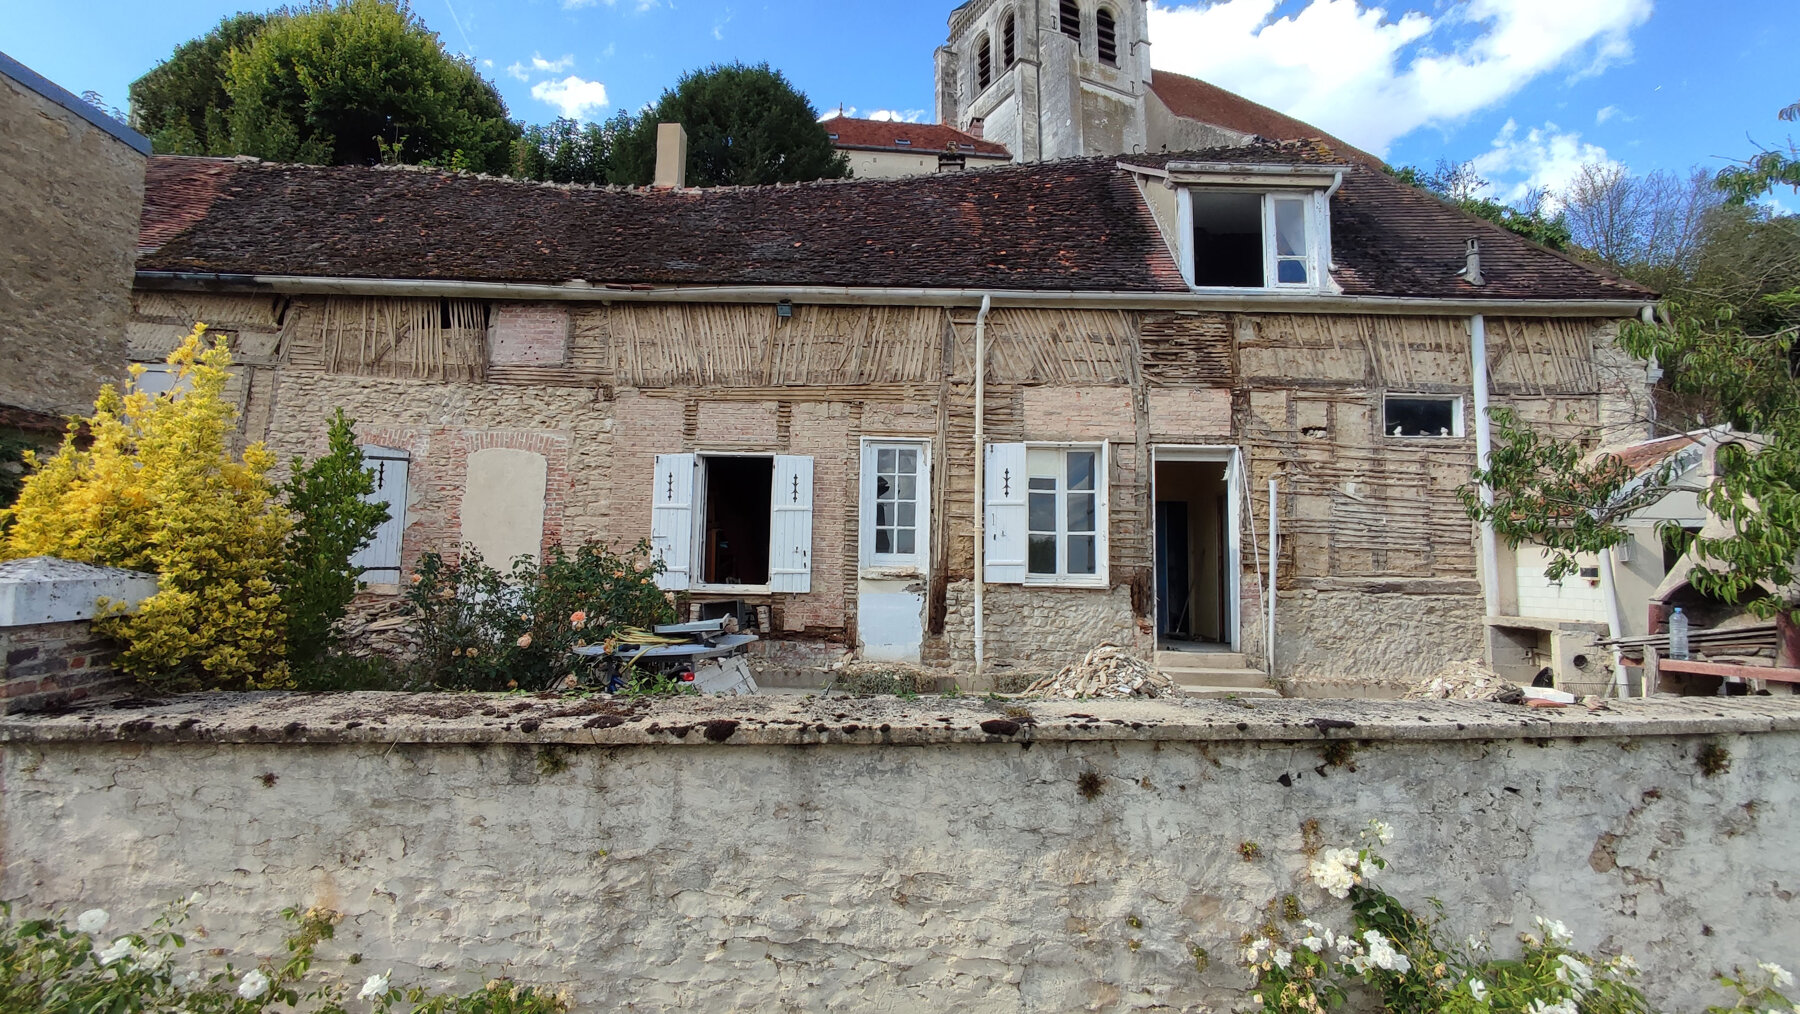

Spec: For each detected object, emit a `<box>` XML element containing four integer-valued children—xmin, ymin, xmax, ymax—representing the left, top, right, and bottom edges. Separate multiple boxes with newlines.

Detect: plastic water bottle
<box><xmin>1669</xmin><ymin>607</ymin><xmax>1690</xmax><ymax>661</ymax></box>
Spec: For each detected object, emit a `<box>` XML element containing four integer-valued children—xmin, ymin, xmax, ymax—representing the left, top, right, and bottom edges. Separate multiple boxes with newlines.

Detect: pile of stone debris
<box><xmin>1023</xmin><ymin>644</ymin><xmax>1177</xmax><ymax>699</ymax></box>
<box><xmin>1402</xmin><ymin>659</ymin><xmax>1525</xmax><ymax>704</ymax></box>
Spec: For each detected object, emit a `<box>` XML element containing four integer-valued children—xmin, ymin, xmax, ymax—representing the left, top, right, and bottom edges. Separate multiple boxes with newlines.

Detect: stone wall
<box><xmin>0</xmin><ymin>59</ymin><xmax>146</xmax><ymax>419</ymax></box>
<box><xmin>3</xmin><ymin>694</ymin><xmax>1796</xmax><ymax>1013</ymax></box>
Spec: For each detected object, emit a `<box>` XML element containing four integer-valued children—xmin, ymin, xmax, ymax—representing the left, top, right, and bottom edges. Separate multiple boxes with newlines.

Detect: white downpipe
<box><xmin>973</xmin><ymin>294</ymin><xmax>993</xmax><ymax>678</ymax></box>
<box><xmin>1471</xmin><ymin>314</ymin><xmax>1501</xmax><ymax>616</ymax></box>
<box><xmin>1267</xmin><ymin>479</ymin><xmax>1279</xmax><ymax>677</ymax></box>
<box><xmin>1599</xmin><ymin>545</ymin><xmax>1631</xmax><ymax>697</ymax></box>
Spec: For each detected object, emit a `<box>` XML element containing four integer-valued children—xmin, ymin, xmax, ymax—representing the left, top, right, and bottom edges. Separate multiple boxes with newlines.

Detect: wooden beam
<box><xmin>1655</xmin><ymin>659</ymin><xmax>1800</xmax><ymax>685</ymax></box>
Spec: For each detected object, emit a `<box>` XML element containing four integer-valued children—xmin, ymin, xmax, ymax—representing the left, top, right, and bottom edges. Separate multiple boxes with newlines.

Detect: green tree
<box><xmin>281</xmin><ymin>409</ymin><xmax>389</xmax><ymax>671</ymax></box>
<box><xmin>1715</xmin><ymin>100</ymin><xmax>1800</xmax><ymax>205</ymax></box>
<box><xmin>1390</xmin><ymin>159</ymin><xmax>1574</xmax><ymax>251</ymax></box>
<box><xmin>511</xmin><ymin>115</ymin><xmax>624</xmax><ymax>184</ymax></box>
<box><xmin>128</xmin><ymin>11</ymin><xmax>270</xmax><ymax>155</ymax></box>
<box><xmin>129</xmin><ymin>0</ymin><xmax>519</xmax><ymax>171</ymax></box>
<box><xmin>608</xmin><ymin>62</ymin><xmax>849</xmax><ymax>187</ymax></box>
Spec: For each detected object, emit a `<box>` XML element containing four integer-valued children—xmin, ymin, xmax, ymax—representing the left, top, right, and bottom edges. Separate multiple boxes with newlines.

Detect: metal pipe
<box><xmin>1267</xmin><ymin>478</ymin><xmax>1279</xmax><ymax>678</ymax></box>
<box><xmin>973</xmin><ymin>293</ymin><xmax>993</xmax><ymax>679</ymax></box>
<box><xmin>133</xmin><ymin>271</ymin><xmax>1657</xmax><ymax>319</ymax></box>
<box><xmin>1471</xmin><ymin>314</ymin><xmax>1501</xmax><ymax>616</ymax></box>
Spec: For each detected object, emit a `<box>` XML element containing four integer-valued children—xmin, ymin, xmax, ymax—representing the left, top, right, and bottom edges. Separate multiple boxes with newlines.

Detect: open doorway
<box><xmin>1154</xmin><ymin>453</ymin><xmax>1237</xmax><ymax>649</ymax></box>
<box><xmin>699</xmin><ymin>455</ymin><xmax>772</xmax><ymax>585</ymax></box>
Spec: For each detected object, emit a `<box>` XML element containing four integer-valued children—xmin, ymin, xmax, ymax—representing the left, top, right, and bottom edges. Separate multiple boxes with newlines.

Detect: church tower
<box><xmin>935</xmin><ymin>0</ymin><xmax>1152</xmax><ymax>163</ymax></box>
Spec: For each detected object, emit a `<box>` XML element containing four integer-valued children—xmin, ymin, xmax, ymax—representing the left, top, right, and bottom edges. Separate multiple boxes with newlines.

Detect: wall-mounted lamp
<box><xmin>775</xmin><ymin>299</ymin><xmax>793</xmax><ymax>319</ymax></box>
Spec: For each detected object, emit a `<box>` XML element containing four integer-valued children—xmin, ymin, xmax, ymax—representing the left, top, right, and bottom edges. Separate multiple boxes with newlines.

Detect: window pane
<box><xmin>878</xmin><ymin>448</ymin><xmax>896</xmax><ymax>472</ymax></box>
<box><xmin>875</xmin><ymin>529</ymin><xmax>892</xmax><ymax>554</ymax></box>
<box><xmin>876</xmin><ymin>502</ymin><xmax>894</xmax><ymax>526</ymax></box>
<box><xmin>877</xmin><ymin>475</ymin><xmax>891</xmax><ymax>498</ymax></box>
<box><xmin>896</xmin><ymin>474</ymin><xmax>916</xmax><ymax>500</ymax></box>
<box><xmin>1029</xmin><ymin>491</ymin><xmax>1056</xmax><ymax>531</ymax></box>
<box><xmin>897</xmin><ymin>502</ymin><xmax>916</xmax><ymax>527</ymax></box>
<box><xmin>897</xmin><ymin>449</ymin><xmax>917</xmax><ymax>473</ymax></box>
<box><xmin>1067</xmin><ymin>492</ymin><xmax>1095</xmax><ymax>533</ymax></box>
<box><xmin>896</xmin><ymin>530</ymin><xmax>915</xmax><ymax>555</ymax></box>
<box><xmin>1274</xmin><ymin>197</ymin><xmax>1308</xmax><ymax>257</ymax></box>
<box><xmin>1029</xmin><ymin>476</ymin><xmax>1055</xmax><ymax>491</ymax></box>
<box><xmin>1029</xmin><ymin>535</ymin><xmax>1057</xmax><ymax>574</ymax></box>
<box><xmin>1068</xmin><ymin>535</ymin><xmax>1097</xmax><ymax>575</ymax></box>
<box><xmin>1190</xmin><ymin>190</ymin><xmax>1265</xmax><ymax>288</ymax></box>
<box><xmin>1066</xmin><ymin>451</ymin><xmax>1095</xmax><ymax>490</ymax></box>
<box><xmin>1028</xmin><ymin>447</ymin><xmax>1060</xmax><ymax>479</ymax></box>
<box><xmin>1277</xmin><ymin>258</ymin><xmax>1310</xmax><ymax>284</ymax></box>
<box><xmin>1385</xmin><ymin>397</ymin><xmax>1457</xmax><ymax>436</ymax></box>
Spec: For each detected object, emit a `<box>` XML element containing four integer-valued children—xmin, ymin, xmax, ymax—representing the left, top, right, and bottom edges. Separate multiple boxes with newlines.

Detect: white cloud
<box><xmin>564</xmin><ymin>0</ymin><xmax>659</xmax><ymax>10</ymax></box>
<box><xmin>1147</xmin><ymin>0</ymin><xmax>1653</xmax><ymax>155</ymax></box>
<box><xmin>817</xmin><ymin>107</ymin><xmax>926</xmax><ymax>123</ymax></box>
<box><xmin>481</xmin><ymin>58</ymin><xmax>493</xmax><ymax>69</ymax></box>
<box><xmin>531</xmin><ymin>76</ymin><xmax>611</xmax><ymax>120</ymax></box>
<box><xmin>1595</xmin><ymin>104</ymin><xmax>1620</xmax><ymax>124</ymax></box>
<box><xmin>1470</xmin><ymin>119</ymin><xmax>1618</xmax><ymax>204</ymax></box>
<box><xmin>506</xmin><ymin>61</ymin><xmax>530</xmax><ymax>81</ymax></box>
<box><xmin>532</xmin><ymin>53</ymin><xmax>576</xmax><ymax>73</ymax></box>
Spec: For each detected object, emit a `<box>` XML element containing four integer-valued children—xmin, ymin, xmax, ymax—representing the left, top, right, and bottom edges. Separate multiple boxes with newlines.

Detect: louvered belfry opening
<box><xmin>977</xmin><ymin>33</ymin><xmax>993</xmax><ymax>90</ymax></box>
<box><xmin>1060</xmin><ymin>0</ymin><xmax>1081</xmax><ymax>40</ymax></box>
<box><xmin>1002</xmin><ymin>12</ymin><xmax>1016</xmax><ymax>66</ymax></box>
<box><xmin>1096</xmin><ymin>7</ymin><xmax>1118</xmax><ymax>64</ymax></box>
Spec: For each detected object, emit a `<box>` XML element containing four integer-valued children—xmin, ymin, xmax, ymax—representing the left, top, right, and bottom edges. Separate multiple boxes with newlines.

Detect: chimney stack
<box><xmin>966</xmin><ymin>117</ymin><xmax>984</xmax><ymax>140</ymax></box>
<box><xmin>654</xmin><ymin>122</ymin><xmax>688</xmax><ymax>189</ymax></box>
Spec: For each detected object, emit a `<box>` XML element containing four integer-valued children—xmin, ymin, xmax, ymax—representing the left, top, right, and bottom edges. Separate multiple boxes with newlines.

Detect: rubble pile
<box><xmin>337</xmin><ymin>597</ymin><xmax>415</xmax><ymax>659</ymax></box>
<box><xmin>1402</xmin><ymin>659</ymin><xmax>1525</xmax><ymax>704</ymax></box>
<box><xmin>1024</xmin><ymin>644</ymin><xmax>1177</xmax><ymax>699</ymax></box>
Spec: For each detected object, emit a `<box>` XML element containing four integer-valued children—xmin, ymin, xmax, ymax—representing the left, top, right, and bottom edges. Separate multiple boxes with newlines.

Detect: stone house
<box><xmin>0</xmin><ymin>51</ymin><xmax>149</xmax><ymax>439</ymax></box>
<box><xmin>128</xmin><ymin>137</ymin><xmax>1655</xmax><ymax>687</ymax></box>
<box><xmin>824</xmin><ymin>117</ymin><xmax>1011</xmax><ymax>179</ymax></box>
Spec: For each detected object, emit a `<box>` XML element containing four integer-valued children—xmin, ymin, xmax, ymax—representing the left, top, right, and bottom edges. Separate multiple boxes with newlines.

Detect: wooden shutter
<box><xmin>651</xmin><ymin>453</ymin><xmax>695</xmax><ymax>591</ymax></box>
<box><xmin>351</xmin><ymin>445</ymin><xmax>409</xmax><ymax>582</ymax></box>
<box><xmin>984</xmin><ymin>442</ymin><xmax>1028</xmax><ymax>584</ymax></box>
<box><xmin>769</xmin><ymin>455</ymin><xmax>814</xmax><ymax>593</ymax></box>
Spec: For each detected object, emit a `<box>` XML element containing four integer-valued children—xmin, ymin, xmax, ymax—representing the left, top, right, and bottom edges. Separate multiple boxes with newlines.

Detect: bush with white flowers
<box><xmin>0</xmin><ymin>900</ymin><xmax>567</xmax><ymax>1013</ymax></box>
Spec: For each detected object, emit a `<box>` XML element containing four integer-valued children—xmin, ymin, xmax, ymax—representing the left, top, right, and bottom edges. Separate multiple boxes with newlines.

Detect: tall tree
<box><xmin>129</xmin><ymin>11</ymin><xmax>270</xmax><ymax>155</ymax></box>
<box><xmin>129</xmin><ymin>0</ymin><xmax>518</xmax><ymax>172</ymax></box>
<box><xmin>511</xmin><ymin>115</ymin><xmax>626</xmax><ymax>185</ymax></box>
<box><xmin>1390</xmin><ymin>159</ymin><xmax>1573</xmax><ymax>251</ymax></box>
<box><xmin>608</xmin><ymin>62</ymin><xmax>849</xmax><ymax>187</ymax></box>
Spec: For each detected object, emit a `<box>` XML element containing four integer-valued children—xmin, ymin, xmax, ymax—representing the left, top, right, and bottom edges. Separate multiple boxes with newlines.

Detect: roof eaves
<box><xmin>1</xmin><ymin>50</ymin><xmax>151</xmax><ymax>155</ymax></box>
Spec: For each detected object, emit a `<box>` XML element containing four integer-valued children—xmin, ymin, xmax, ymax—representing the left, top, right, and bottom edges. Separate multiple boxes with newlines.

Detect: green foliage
<box><xmin>129</xmin><ymin>12</ymin><xmax>270</xmax><ymax>155</ymax></box>
<box><xmin>608</xmin><ymin>62</ymin><xmax>850</xmax><ymax>187</ymax></box>
<box><xmin>511</xmin><ymin>116</ymin><xmax>627</xmax><ymax>184</ymax></box>
<box><xmin>0</xmin><ymin>430</ymin><xmax>41</xmax><ymax>512</ymax></box>
<box><xmin>1390</xmin><ymin>159</ymin><xmax>1574</xmax><ymax>251</ymax></box>
<box><xmin>281</xmin><ymin>409</ymin><xmax>389</xmax><ymax>670</ymax></box>
<box><xmin>402</xmin><ymin>541</ymin><xmax>675</xmax><ymax>690</ymax></box>
<box><xmin>0</xmin><ymin>900</ymin><xmax>566</xmax><ymax>1013</ymax></box>
<box><xmin>132</xmin><ymin>0</ymin><xmax>519</xmax><ymax>171</ymax></box>
<box><xmin>1460</xmin><ymin>407</ymin><xmax>1681</xmax><ymax>582</ymax></box>
<box><xmin>0</xmin><ymin>326</ymin><xmax>291</xmax><ymax>691</ymax></box>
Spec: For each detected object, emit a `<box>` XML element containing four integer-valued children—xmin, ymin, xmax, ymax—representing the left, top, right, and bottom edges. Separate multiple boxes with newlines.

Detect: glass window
<box><xmin>1383</xmin><ymin>397</ymin><xmax>1460</xmax><ymax>437</ymax></box>
<box><xmin>868</xmin><ymin>442</ymin><xmax>925</xmax><ymax>561</ymax></box>
<box><xmin>1272</xmin><ymin>196</ymin><xmax>1310</xmax><ymax>285</ymax></box>
<box><xmin>1186</xmin><ymin>189</ymin><xmax>1322</xmax><ymax>290</ymax></box>
<box><xmin>1027</xmin><ymin>446</ymin><xmax>1103</xmax><ymax>580</ymax></box>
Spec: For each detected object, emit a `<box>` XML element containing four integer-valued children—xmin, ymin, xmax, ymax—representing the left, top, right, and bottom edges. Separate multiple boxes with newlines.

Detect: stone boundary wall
<box><xmin>4</xmin><ymin>694</ymin><xmax>1796</xmax><ymax>1012</ymax></box>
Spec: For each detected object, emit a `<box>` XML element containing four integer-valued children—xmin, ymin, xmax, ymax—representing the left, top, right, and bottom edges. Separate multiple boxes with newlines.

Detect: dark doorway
<box><xmin>1156</xmin><ymin>501</ymin><xmax>1191</xmax><ymax>638</ymax></box>
<box><xmin>701</xmin><ymin>456</ymin><xmax>772</xmax><ymax>585</ymax></box>
<box><xmin>1154</xmin><ymin>459</ymin><xmax>1231</xmax><ymax>645</ymax></box>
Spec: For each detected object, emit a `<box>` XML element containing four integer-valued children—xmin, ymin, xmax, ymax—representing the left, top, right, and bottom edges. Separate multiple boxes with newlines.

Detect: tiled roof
<box><xmin>824</xmin><ymin>116</ymin><xmax>1010</xmax><ymax>158</ymax></box>
<box><xmin>137</xmin><ymin>142</ymin><xmax>1652</xmax><ymax>302</ymax></box>
<box><xmin>137</xmin><ymin>155</ymin><xmax>1185</xmax><ymax>292</ymax></box>
<box><xmin>1147</xmin><ymin>70</ymin><xmax>1380</xmax><ymax>167</ymax></box>
<box><xmin>1605</xmin><ymin>433</ymin><xmax>1700</xmax><ymax>476</ymax></box>
<box><xmin>1123</xmin><ymin>143</ymin><xmax>1654</xmax><ymax>301</ymax></box>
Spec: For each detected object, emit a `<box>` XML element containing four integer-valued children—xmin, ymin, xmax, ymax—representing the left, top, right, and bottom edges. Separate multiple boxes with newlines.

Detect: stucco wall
<box><xmin>0</xmin><ymin>65</ymin><xmax>145</xmax><ymax>418</ymax></box>
<box><xmin>3</xmin><ymin>694</ymin><xmax>1796</xmax><ymax>1013</ymax></box>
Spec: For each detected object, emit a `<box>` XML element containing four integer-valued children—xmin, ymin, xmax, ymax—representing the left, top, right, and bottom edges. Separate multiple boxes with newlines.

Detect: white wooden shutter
<box><xmin>769</xmin><ymin>455</ymin><xmax>814</xmax><ymax>593</ymax></box>
<box><xmin>351</xmin><ymin>445</ymin><xmax>408</xmax><ymax>582</ymax></box>
<box><xmin>651</xmin><ymin>453</ymin><xmax>695</xmax><ymax>591</ymax></box>
<box><xmin>984</xmin><ymin>442</ymin><xmax>1028</xmax><ymax>584</ymax></box>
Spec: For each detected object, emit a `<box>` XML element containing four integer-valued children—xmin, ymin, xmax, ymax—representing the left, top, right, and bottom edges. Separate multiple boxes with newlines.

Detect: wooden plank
<box><xmin>1654</xmin><ymin>659</ymin><xmax>1800</xmax><ymax>684</ymax></box>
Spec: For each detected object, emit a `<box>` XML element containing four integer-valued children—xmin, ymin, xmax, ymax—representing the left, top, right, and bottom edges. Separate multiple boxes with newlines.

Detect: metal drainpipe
<box><xmin>973</xmin><ymin>294</ymin><xmax>993</xmax><ymax>678</ymax></box>
<box><xmin>1471</xmin><ymin>314</ymin><xmax>1501</xmax><ymax>616</ymax></box>
<box><xmin>1267</xmin><ymin>478</ymin><xmax>1279</xmax><ymax>678</ymax></box>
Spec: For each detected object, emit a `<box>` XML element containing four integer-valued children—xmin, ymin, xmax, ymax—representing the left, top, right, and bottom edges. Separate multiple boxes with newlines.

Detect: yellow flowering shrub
<box><xmin>0</xmin><ymin>325</ymin><xmax>291</xmax><ymax>690</ymax></box>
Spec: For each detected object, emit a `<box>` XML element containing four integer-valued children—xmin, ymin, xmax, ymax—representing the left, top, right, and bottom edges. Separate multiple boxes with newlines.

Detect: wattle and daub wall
<box><xmin>2</xmin><ymin>694</ymin><xmax>1795</xmax><ymax>1012</ymax></box>
<box><xmin>127</xmin><ymin>291</ymin><xmax>1644</xmax><ymax>683</ymax></box>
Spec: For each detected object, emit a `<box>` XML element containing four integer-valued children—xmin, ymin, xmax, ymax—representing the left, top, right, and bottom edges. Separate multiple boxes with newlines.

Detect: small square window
<box><xmin>1384</xmin><ymin>397</ymin><xmax>1462</xmax><ymax>438</ymax></box>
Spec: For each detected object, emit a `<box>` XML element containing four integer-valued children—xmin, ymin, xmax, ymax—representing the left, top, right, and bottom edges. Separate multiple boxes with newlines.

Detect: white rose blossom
<box><xmin>1272</xmin><ymin>947</ymin><xmax>1293</xmax><ymax>970</ymax></box>
<box><xmin>1363</xmin><ymin>819</ymin><xmax>1394</xmax><ymax>845</ymax></box>
<box><xmin>359</xmin><ymin>971</ymin><xmax>392</xmax><ymax>1000</ymax></box>
<box><xmin>1760</xmin><ymin>962</ymin><xmax>1795</xmax><ymax>989</ymax></box>
<box><xmin>1528</xmin><ymin>1000</ymin><xmax>1579</xmax><ymax>1014</ymax></box>
<box><xmin>1469</xmin><ymin>979</ymin><xmax>1489</xmax><ymax>1001</ymax></box>
<box><xmin>1556</xmin><ymin>954</ymin><xmax>1594</xmax><ymax>994</ymax></box>
<box><xmin>97</xmin><ymin>938</ymin><xmax>136</xmax><ymax>967</ymax></box>
<box><xmin>76</xmin><ymin>909</ymin><xmax>110</xmax><ymax>934</ymax></box>
<box><xmin>1535</xmin><ymin>916</ymin><xmax>1573</xmax><ymax>947</ymax></box>
<box><xmin>1363</xmin><ymin>930</ymin><xmax>1412</xmax><ymax>973</ymax></box>
<box><xmin>1309</xmin><ymin>847</ymin><xmax>1362</xmax><ymax>899</ymax></box>
<box><xmin>238</xmin><ymin>968</ymin><xmax>271</xmax><ymax>1000</ymax></box>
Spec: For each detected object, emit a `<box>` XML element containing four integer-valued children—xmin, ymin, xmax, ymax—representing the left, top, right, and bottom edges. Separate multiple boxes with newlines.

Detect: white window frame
<box><xmin>690</xmin><ymin>452</ymin><xmax>774</xmax><ymax>594</ymax></box>
<box><xmin>1382</xmin><ymin>394</ymin><xmax>1466</xmax><ymax>439</ymax></box>
<box><xmin>1176</xmin><ymin>187</ymin><xmax>1330</xmax><ymax>293</ymax></box>
<box><xmin>1023</xmin><ymin>442</ymin><xmax>1110</xmax><ymax>588</ymax></box>
<box><xmin>860</xmin><ymin>438</ymin><xmax>931</xmax><ymax>573</ymax></box>
<box><xmin>672</xmin><ymin>452</ymin><xmax>815</xmax><ymax>594</ymax></box>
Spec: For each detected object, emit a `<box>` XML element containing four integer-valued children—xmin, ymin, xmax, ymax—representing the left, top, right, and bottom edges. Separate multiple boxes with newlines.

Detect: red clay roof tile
<box><xmin>824</xmin><ymin>116</ymin><xmax>1010</xmax><ymax>158</ymax></box>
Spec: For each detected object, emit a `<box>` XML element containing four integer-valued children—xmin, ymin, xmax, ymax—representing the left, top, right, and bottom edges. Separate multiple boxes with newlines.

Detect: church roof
<box><xmin>136</xmin><ymin>144</ymin><xmax>1650</xmax><ymax>303</ymax></box>
<box><xmin>1147</xmin><ymin>70</ymin><xmax>1382</xmax><ymax>167</ymax></box>
<box><xmin>824</xmin><ymin>117</ymin><xmax>1010</xmax><ymax>158</ymax></box>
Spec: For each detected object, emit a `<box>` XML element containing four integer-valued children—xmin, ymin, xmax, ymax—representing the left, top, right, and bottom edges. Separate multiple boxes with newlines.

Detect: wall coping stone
<box><xmin>0</xmin><ymin>557</ymin><xmax>159</xmax><ymax>627</ymax></box>
<box><xmin>2</xmin><ymin>691</ymin><xmax>1796</xmax><ymax>748</ymax></box>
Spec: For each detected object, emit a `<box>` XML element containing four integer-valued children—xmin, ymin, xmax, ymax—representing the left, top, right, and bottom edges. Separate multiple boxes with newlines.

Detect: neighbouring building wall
<box><xmin>840</xmin><ymin>149</ymin><xmax>1011</xmax><ymax>179</ymax></box>
<box><xmin>3</xmin><ymin>696</ymin><xmax>1795</xmax><ymax>1013</ymax></box>
<box><xmin>0</xmin><ymin>56</ymin><xmax>148</xmax><ymax>420</ymax></box>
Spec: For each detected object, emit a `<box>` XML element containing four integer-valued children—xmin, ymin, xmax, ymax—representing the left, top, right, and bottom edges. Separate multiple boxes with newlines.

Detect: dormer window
<box><xmin>1163</xmin><ymin>161</ymin><xmax>1349</xmax><ymax>293</ymax></box>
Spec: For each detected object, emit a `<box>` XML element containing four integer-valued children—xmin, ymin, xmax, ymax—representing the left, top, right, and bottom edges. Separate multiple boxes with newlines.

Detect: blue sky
<box><xmin>3</xmin><ymin>0</ymin><xmax>1795</xmax><ymax>201</ymax></box>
